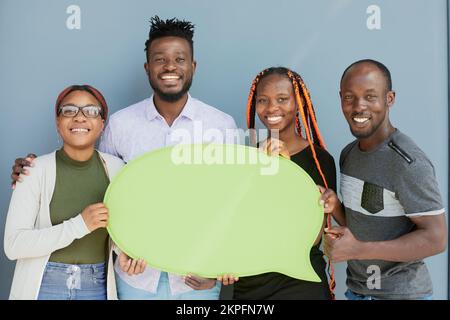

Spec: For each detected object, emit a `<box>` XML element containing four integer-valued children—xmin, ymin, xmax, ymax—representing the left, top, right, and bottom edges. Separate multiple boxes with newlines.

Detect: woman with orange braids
<box><xmin>233</xmin><ymin>67</ymin><xmax>336</xmax><ymax>300</ymax></box>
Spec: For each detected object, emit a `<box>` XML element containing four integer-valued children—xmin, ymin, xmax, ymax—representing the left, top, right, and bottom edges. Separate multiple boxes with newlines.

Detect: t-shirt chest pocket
<box><xmin>361</xmin><ymin>182</ymin><xmax>384</xmax><ymax>214</ymax></box>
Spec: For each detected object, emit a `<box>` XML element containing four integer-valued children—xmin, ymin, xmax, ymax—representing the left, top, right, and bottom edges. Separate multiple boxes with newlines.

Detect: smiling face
<box><xmin>145</xmin><ymin>36</ymin><xmax>196</xmax><ymax>102</ymax></box>
<box><xmin>56</xmin><ymin>90</ymin><xmax>104</xmax><ymax>153</ymax></box>
<box><xmin>255</xmin><ymin>74</ymin><xmax>298</xmax><ymax>135</ymax></box>
<box><xmin>340</xmin><ymin>63</ymin><xmax>395</xmax><ymax>144</ymax></box>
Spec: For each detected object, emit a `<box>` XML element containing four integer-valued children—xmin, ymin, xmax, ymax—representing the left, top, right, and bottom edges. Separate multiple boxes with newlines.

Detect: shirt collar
<box><xmin>145</xmin><ymin>93</ymin><xmax>197</xmax><ymax>122</ymax></box>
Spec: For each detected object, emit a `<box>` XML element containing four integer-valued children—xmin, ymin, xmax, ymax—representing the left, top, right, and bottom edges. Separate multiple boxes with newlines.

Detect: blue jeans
<box><xmin>116</xmin><ymin>271</ymin><xmax>221</xmax><ymax>300</ymax></box>
<box><xmin>345</xmin><ymin>289</ymin><xmax>433</xmax><ymax>300</ymax></box>
<box><xmin>37</xmin><ymin>262</ymin><xmax>107</xmax><ymax>300</ymax></box>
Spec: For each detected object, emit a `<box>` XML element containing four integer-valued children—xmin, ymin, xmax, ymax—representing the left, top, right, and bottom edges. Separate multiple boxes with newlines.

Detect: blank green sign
<box><xmin>105</xmin><ymin>144</ymin><xmax>323</xmax><ymax>282</ymax></box>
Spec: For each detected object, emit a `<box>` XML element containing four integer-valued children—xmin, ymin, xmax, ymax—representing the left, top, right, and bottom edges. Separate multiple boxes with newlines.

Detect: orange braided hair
<box><xmin>245</xmin><ymin>67</ymin><xmax>336</xmax><ymax>299</ymax></box>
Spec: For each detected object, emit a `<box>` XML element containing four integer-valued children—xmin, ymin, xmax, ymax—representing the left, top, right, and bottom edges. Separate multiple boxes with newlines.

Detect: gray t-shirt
<box><xmin>340</xmin><ymin>129</ymin><xmax>444</xmax><ymax>299</ymax></box>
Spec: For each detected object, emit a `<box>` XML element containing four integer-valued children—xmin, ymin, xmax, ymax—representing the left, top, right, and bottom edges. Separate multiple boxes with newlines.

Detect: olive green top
<box><xmin>49</xmin><ymin>149</ymin><xmax>109</xmax><ymax>264</ymax></box>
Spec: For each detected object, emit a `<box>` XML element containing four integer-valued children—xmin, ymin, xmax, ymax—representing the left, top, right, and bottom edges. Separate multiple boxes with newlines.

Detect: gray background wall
<box><xmin>0</xmin><ymin>0</ymin><xmax>448</xmax><ymax>299</ymax></box>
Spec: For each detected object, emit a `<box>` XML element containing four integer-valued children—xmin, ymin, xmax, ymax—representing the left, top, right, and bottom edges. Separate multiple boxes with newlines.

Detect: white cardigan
<box><xmin>4</xmin><ymin>150</ymin><xmax>124</xmax><ymax>300</ymax></box>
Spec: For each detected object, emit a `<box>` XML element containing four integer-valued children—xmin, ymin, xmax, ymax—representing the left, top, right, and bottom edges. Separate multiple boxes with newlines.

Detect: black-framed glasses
<box><xmin>58</xmin><ymin>105</ymin><xmax>103</xmax><ymax>118</ymax></box>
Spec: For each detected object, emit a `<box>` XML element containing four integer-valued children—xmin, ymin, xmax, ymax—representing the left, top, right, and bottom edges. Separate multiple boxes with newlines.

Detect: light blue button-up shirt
<box><xmin>99</xmin><ymin>94</ymin><xmax>238</xmax><ymax>295</ymax></box>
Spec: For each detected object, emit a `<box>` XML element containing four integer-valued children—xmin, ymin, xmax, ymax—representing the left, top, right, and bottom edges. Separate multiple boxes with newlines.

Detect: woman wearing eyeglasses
<box><xmin>4</xmin><ymin>85</ymin><xmax>143</xmax><ymax>300</ymax></box>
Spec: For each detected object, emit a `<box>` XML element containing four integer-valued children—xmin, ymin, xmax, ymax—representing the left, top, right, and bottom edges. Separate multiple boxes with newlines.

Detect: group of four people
<box><xmin>4</xmin><ymin>16</ymin><xmax>447</xmax><ymax>300</ymax></box>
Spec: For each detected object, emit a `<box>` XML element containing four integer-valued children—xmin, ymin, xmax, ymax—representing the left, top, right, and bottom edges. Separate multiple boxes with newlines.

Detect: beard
<box><xmin>149</xmin><ymin>75</ymin><xmax>193</xmax><ymax>103</ymax></box>
<box><xmin>350</xmin><ymin>127</ymin><xmax>373</xmax><ymax>139</ymax></box>
<box><xmin>349</xmin><ymin>115</ymin><xmax>385</xmax><ymax>139</ymax></box>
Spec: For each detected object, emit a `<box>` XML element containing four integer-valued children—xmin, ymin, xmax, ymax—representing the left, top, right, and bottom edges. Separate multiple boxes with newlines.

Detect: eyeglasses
<box><xmin>58</xmin><ymin>105</ymin><xmax>103</xmax><ymax>118</ymax></box>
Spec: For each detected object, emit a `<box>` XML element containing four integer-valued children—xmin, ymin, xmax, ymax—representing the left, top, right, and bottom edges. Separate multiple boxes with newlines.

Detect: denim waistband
<box><xmin>46</xmin><ymin>261</ymin><xmax>105</xmax><ymax>274</ymax></box>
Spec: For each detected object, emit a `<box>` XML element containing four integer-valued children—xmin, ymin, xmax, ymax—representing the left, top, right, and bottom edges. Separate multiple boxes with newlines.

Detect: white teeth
<box><xmin>161</xmin><ymin>75</ymin><xmax>180</xmax><ymax>80</ymax></box>
<box><xmin>267</xmin><ymin>116</ymin><xmax>282</xmax><ymax>123</ymax></box>
<box><xmin>353</xmin><ymin>117</ymin><xmax>369</xmax><ymax>123</ymax></box>
<box><xmin>71</xmin><ymin>128</ymin><xmax>89</xmax><ymax>132</ymax></box>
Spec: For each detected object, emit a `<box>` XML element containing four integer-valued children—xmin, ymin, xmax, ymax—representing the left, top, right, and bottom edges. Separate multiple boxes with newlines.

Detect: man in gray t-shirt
<box><xmin>319</xmin><ymin>59</ymin><xmax>446</xmax><ymax>300</ymax></box>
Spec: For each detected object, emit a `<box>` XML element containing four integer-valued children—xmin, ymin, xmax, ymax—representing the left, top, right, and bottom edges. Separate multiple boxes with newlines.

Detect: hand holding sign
<box><xmin>106</xmin><ymin>144</ymin><xmax>323</xmax><ymax>282</ymax></box>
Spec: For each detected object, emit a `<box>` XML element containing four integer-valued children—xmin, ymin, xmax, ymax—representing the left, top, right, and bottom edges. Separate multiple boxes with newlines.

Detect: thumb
<box><xmin>325</xmin><ymin>232</ymin><xmax>339</xmax><ymax>241</ymax></box>
<box><xmin>119</xmin><ymin>252</ymin><xmax>129</xmax><ymax>264</ymax></box>
<box><xmin>317</xmin><ymin>185</ymin><xmax>326</xmax><ymax>194</ymax></box>
<box><xmin>324</xmin><ymin>226</ymin><xmax>347</xmax><ymax>236</ymax></box>
<box><xmin>319</xmin><ymin>188</ymin><xmax>333</xmax><ymax>201</ymax></box>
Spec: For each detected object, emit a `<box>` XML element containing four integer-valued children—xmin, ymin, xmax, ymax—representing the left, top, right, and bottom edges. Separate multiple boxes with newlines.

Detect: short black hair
<box><xmin>144</xmin><ymin>16</ymin><xmax>195</xmax><ymax>60</ymax></box>
<box><xmin>340</xmin><ymin>59</ymin><xmax>392</xmax><ymax>91</ymax></box>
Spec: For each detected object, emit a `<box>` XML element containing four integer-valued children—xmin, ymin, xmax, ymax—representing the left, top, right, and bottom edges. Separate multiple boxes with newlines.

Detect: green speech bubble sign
<box><xmin>105</xmin><ymin>144</ymin><xmax>323</xmax><ymax>282</ymax></box>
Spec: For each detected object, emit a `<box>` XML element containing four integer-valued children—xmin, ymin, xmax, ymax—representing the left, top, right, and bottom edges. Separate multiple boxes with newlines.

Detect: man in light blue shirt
<box><xmin>99</xmin><ymin>16</ymin><xmax>237</xmax><ymax>299</ymax></box>
<box><xmin>100</xmin><ymin>93</ymin><xmax>237</xmax><ymax>163</ymax></box>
